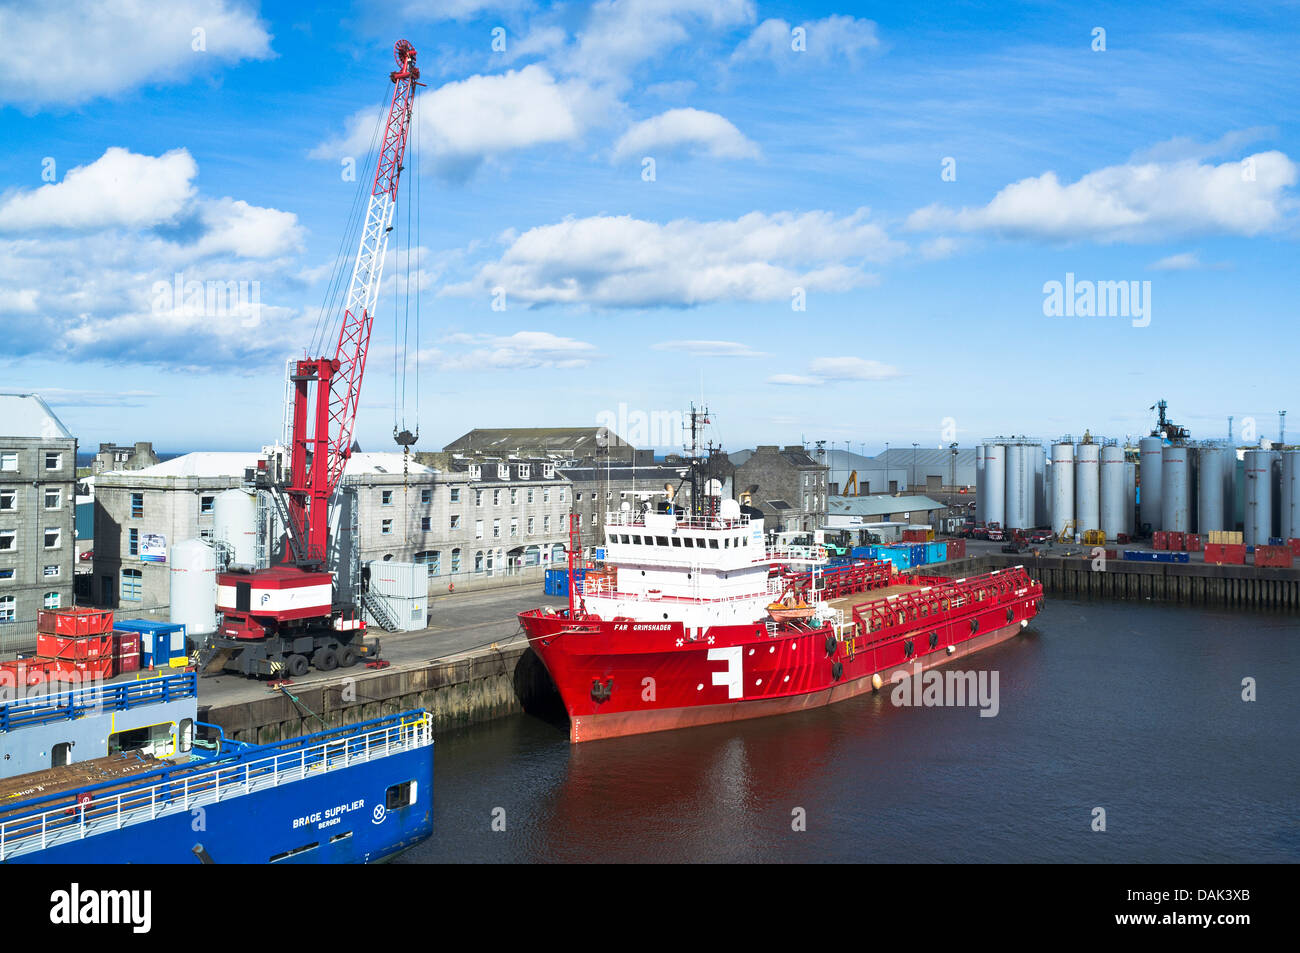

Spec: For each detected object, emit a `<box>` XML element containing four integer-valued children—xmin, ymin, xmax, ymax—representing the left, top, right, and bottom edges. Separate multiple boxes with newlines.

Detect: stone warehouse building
<box><xmin>561</xmin><ymin>459</ymin><xmax>693</xmax><ymax>556</ymax></box>
<box><xmin>0</xmin><ymin>394</ymin><xmax>78</xmax><ymax>653</ymax></box>
<box><xmin>731</xmin><ymin>445</ymin><xmax>829</xmax><ymax>534</ymax></box>
<box><xmin>444</xmin><ymin>427</ymin><xmax>641</xmax><ymax>464</ymax></box>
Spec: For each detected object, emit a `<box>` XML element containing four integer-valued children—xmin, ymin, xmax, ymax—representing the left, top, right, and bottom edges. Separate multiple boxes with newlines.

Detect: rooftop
<box><xmin>110</xmin><ymin>451</ymin><xmax>432</xmax><ymax>479</ymax></box>
<box><xmin>0</xmin><ymin>393</ymin><xmax>74</xmax><ymax>441</ymax></box>
<box><xmin>827</xmin><ymin>494</ymin><xmax>948</xmax><ymax>517</ymax></box>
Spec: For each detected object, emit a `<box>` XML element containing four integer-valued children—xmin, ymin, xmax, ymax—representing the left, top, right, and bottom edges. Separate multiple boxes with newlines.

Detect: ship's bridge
<box><xmin>602</xmin><ymin>507</ymin><xmax>825</xmax><ymax>571</ymax></box>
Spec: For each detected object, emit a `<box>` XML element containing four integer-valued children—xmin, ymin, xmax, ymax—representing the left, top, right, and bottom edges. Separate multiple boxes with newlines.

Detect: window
<box><xmin>510</xmin><ymin>518</ymin><xmax>518</xmax><ymax>537</ymax></box>
<box><xmin>0</xmin><ymin>529</ymin><xmax>14</xmax><ymax>551</ymax></box>
<box><xmin>44</xmin><ymin>488</ymin><xmax>61</xmax><ymax>509</ymax></box>
<box><xmin>43</xmin><ymin>564</ymin><xmax>59</xmax><ymax>577</ymax></box>
<box><xmin>0</xmin><ymin>595</ymin><xmax>14</xmax><ymax>622</ymax></box>
<box><xmin>44</xmin><ymin>527</ymin><xmax>60</xmax><ymax>549</ymax></box>
<box><xmin>510</xmin><ymin>488</ymin><xmax>518</xmax><ymax>504</ymax></box>
<box><xmin>543</xmin><ymin>487</ymin><xmax>550</xmax><ymax>503</ymax></box>
<box><xmin>450</xmin><ymin>515</ymin><xmax>460</xmax><ymax>530</ymax></box>
<box><xmin>121</xmin><ymin>568</ymin><xmax>142</xmax><ymax>601</ymax></box>
<box><xmin>43</xmin><ymin>591</ymin><xmax>60</xmax><ymax>609</ymax></box>
<box><xmin>474</xmin><ymin>551</ymin><xmax>484</xmax><ymax>572</ymax></box>
<box><xmin>543</xmin><ymin>516</ymin><xmax>550</xmax><ymax>532</ymax></box>
<box><xmin>519</xmin><ymin>464</ymin><xmax>530</xmax><ymax>479</ymax></box>
<box><xmin>591</xmin><ymin>513</ymin><xmax>597</xmax><ymax>526</ymax></box>
<box><xmin>0</xmin><ymin>569</ymin><xmax>13</xmax><ymax>580</ymax></box>
<box><xmin>475</xmin><ymin>519</ymin><xmax>484</xmax><ymax>539</ymax></box>
<box><xmin>415</xmin><ymin>550</ymin><xmax>441</xmax><ymax>576</ymax></box>
<box><xmin>468</xmin><ymin>464</ymin><xmax>481</xmax><ymax>479</ymax></box>
<box><xmin>0</xmin><ymin>453</ymin><xmax>16</xmax><ymax>472</ymax></box>
<box><xmin>497</xmin><ymin>464</ymin><xmax>509</xmax><ymax>480</ymax></box>
<box><xmin>527</xmin><ymin>517</ymin><xmax>534</xmax><ymax>535</ymax></box>
<box><xmin>543</xmin><ymin>464</ymin><xmax>555</xmax><ymax>479</ymax></box>
<box><xmin>475</xmin><ymin>490</ymin><xmax>483</xmax><ymax>506</ymax></box>
<box><xmin>450</xmin><ymin>488</ymin><xmax>460</xmax><ymax>503</ymax></box>
<box><xmin>527</xmin><ymin>488</ymin><xmax>534</xmax><ymax>504</ymax></box>
<box><xmin>200</xmin><ymin>495</ymin><xmax>215</xmax><ymax>514</ymax></box>
<box><xmin>420</xmin><ymin>488</ymin><xmax>432</xmax><ymax>505</ymax></box>
<box><xmin>492</xmin><ymin>519</ymin><xmax>501</xmax><ymax>538</ymax></box>
<box><xmin>129</xmin><ymin>527</ymin><xmax>139</xmax><ymax>556</ymax></box>
<box><xmin>493</xmin><ymin>489</ymin><xmax>501</xmax><ymax>506</ymax></box>
<box><xmin>0</xmin><ymin>489</ymin><xmax>14</xmax><ymax>511</ymax></box>
<box><xmin>451</xmin><ymin>548</ymin><xmax>461</xmax><ymax>572</ymax></box>
<box><xmin>420</xmin><ymin>516</ymin><xmax>431</xmax><ymax>532</ymax></box>
<box><xmin>382</xmin><ymin>489</ymin><xmax>393</xmax><ymax>506</ymax></box>
<box><xmin>559</xmin><ymin>488</ymin><xmax>566</xmax><ymax>503</ymax></box>
<box><xmin>44</xmin><ymin>451</ymin><xmax>61</xmax><ymax>470</ymax></box>
<box><xmin>131</xmin><ymin>492</ymin><xmax>143</xmax><ymax>518</ymax></box>
<box><xmin>381</xmin><ymin>519</ymin><xmax>393</xmax><ymax>535</ymax></box>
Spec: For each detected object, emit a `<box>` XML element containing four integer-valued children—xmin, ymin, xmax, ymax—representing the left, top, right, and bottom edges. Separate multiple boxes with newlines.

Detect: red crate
<box><xmin>113</xmin><ymin>630</ymin><xmax>140</xmax><ymax>657</ymax></box>
<box><xmin>1185</xmin><ymin>533</ymin><xmax>1202</xmax><ymax>552</ymax></box>
<box><xmin>36</xmin><ymin>632</ymin><xmax>113</xmax><ymax>662</ymax></box>
<box><xmin>0</xmin><ymin>658</ymin><xmax>57</xmax><ymax>688</ymax></box>
<box><xmin>48</xmin><ymin>657</ymin><xmax>116</xmax><ymax>682</ymax></box>
<box><xmin>116</xmin><ymin>651</ymin><xmax>141</xmax><ymax>674</ymax></box>
<box><xmin>1153</xmin><ymin>531</ymin><xmax>1168</xmax><ymax>551</ymax></box>
<box><xmin>1167</xmin><ymin>532</ymin><xmax>1185</xmax><ymax>551</ymax></box>
<box><xmin>944</xmin><ymin>538</ymin><xmax>966</xmax><ymax>559</ymax></box>
<box><xmin>1255</xmin><ymin>545</ymin><xmax>1294</xmax><ymax>568</ymax></box>
<box><xmin>37</xmin><ymin>607</ymin><xmax>114</xmax><ymax>637</ymax></box>
<box><xmin>1289</xmin><ymin>538</ymin><xmax>1300</xmax><ymax>557</ymax></box>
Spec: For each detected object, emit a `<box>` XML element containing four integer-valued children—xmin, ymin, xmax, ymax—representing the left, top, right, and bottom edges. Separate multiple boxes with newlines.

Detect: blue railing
<box><xmin>0</xmin><ymin>672</ymin><xmax>197</xmax><ymax>733</ymax></box>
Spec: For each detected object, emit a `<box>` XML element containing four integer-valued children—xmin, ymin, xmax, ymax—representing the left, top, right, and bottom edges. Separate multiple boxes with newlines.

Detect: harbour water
<box><xmin>398</xmin><ymin>600</ymin><xmax>1299</xmax><ymax>863</ymax></box>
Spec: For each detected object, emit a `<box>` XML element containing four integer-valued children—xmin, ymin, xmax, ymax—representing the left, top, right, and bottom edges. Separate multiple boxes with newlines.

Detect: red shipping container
<box><xmin>1289</xmin><ymin>538</ymin><xmax>1300</xmax><ymax>557</ymax></box>
<box><xmin>113</xmin><ymin>630</ymin><xmax>141</xmax><ymax>658</ymax></box>
<box><xmin>1185</xmin><ymin>533</ymin><xmax>1202</xmax><ymax>552</ymax></box>
<box><xmin>116</xmin><ymin>651</ymin><xmax>141</xmax><ymax>674</ymax></box>
<box><xmin>1255</xmin><ymin>545</ymin><xmax>1294</xmax><ymax>568</ymax></box>
<box><xmin>1153</xmin><ymin>531</ymin><xmax>1168</xmax><ymax>551</ymax></box>
<box><xmin>36</xmin><ymin>632</ymin><xmax>112</xmax><ymax>662</ymax></box>
<box><xmin>945</xmin><ymin>538</ymin><xmax>967</xmax><ymax>559</ymax></box>
<box><xmin>1168</xmin><ymin>532</ymin><xmax>1185</xmax><ymax>551</ymax></box>
<box><xmin>37</xmin><ymin>607</ymin><xmax>113</xmax><ymax>637</ymax></box>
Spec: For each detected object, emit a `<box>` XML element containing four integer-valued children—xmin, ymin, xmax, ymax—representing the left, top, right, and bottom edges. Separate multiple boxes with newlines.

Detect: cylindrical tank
<box><xmin>1244</xmin><ymin>450</ymin><xmax>1277</xmax><ymax>547</ymax></box>
<box><xmin>975</xmin><ymin>445</ymin><xmax>985</xmax><ymax>525</ymax></box>
<box><xmin>1161</xmin><ymin>445</ymin><xmax>1190</xmax><ymax>532</ymax></box>
<box><xmin>1138</xmin><ymin>437</ymin><xmax>1163</xmax><ymax>533</ymax></box>
<box><xmin>983</xmin><ymin>444</ymin><xmax>1005</xmax><ymax>526</ymax></box>
<box><xmin>1074</xmin><ymin>442</ymin><xmax>1100</xmax><ymax>533</ymax></box>
<box><xmin>1196</xmin><ymin>447</ymin><xmax>1230</xmax><ymax>533</ymax></box>
<box><xmin>169</xmin><ymin>538</ymin><xmax>217</xmax><ymax>636</ymax></box>
<box><xmin>1033</xmin><ymin>445</ymin><xmax>1046</xmax><ymax>528</ymax></box>
<box><xmin>1005</xmin><ymin>444</ymin><xmax>1026</xmax><ymax>529</ymax></box>
<box><xmin>1124</xmin><ymin>461</ymin><xmax>1136</xmax><ymax>535</ymax></box>
<box><xmin>1100</xmin><ymin>445</ymin><xmax>1125</xmax><ymax>540</ymax></box>
<box><xmin>213</xmin><ymin>488</ymin><xmax>259</xmax><ymax>569</ymax></box>
<box><xmin>1050</xmin><ymin>442</ymin><xmax>1074</xmax><ymax>537</ymax></box>
<box><xmin>1282</xmin><ymin>450</ymin><xmax>1300</xmax><ymax>541</ymax></box>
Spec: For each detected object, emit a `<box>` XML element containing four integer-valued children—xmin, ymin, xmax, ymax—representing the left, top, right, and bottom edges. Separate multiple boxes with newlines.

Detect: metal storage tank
<box><xmin>975</xmin><ymin>445</ymin><xmax>985</xmax><ymax>525</ymax></box>
<box><xmin>1196</xmin><ymin>446</ymin><xmax>1231</xmax><ymax>533</ymax></box>
<box><xmin>1074</xmin><ymin>442</ymin><xmax>1100</xmax><ymax>534</ymax></box>
<box><xmin>169</xmin><ymin>538</ymin><xmax>217</xmax><ymax>637</ymax></box>
<box><xmin>1161</xmin><ymin>445</ymin><xmax>1190</xmax><ymax>533</ymax></box>
<box><xmin>213</xmin><ymin>488</ymin><xmax>259</xmax><ymax>570</ymax></box>
<box><xmin>1005</xmin><ymin>444</ymin><xmax>1027</xmax><ymax>529</ymax></box>
<box><xmin>1100</xmin><ymin>445</ymin><xmax>1125</xmax><ymax>540</ymax></box>
<box><xmin>1138</xmin><ymin>437</ymin><xmax>1163</xmax><ymax>533</ymax></box>
<box><xmin>984</xmin><ymin>444</ymin><xmax>1005</xmax><ymax>526</ymax></box>
<box><xmin>1124</xmin><ymin>461</ymin><xmax>1136</xmax><ymax>535</ymax></box>
<box><xmin>1244</xmin><ymin>450</ymin><xmax>1277</xmax><ymax>547</ymax></box>
<box><xmin>1033</xmin><ymin>445</ymin><xmax>1046</xmax><ymax>528</ymax></box>
<box><xmin>1282</xmin><ymin>450</ymin><xmax>1300</xmax><ymax>541</ymax></box>
<box><xmin>1050</xmin><ymin>442</ymin><xmax>1074</xmax><ymax>536</ymax></box>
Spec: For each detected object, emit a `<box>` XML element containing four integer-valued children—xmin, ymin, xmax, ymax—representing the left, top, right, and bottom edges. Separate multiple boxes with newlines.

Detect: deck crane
<box><xmin>205</xmin><ymin>40</ymin><xmax>423</xmax><ymax>678</ymax></box>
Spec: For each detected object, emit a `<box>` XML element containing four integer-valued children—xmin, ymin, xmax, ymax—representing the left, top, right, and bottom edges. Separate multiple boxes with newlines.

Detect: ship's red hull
<box><xmin>521</xmin><ymin>568</ymin><xmax>1044</xmax><ymax>743</ymax></box>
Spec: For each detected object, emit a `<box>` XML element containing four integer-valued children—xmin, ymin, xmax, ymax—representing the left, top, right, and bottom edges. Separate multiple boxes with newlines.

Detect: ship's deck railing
<box><xmin>0</xmin><ymin>710</ymin><xmax>431</xmax><ymax>862</ymax></box>
<box><xmin>762</xmin><ymin>544</ymin><xmax>827</xmax><ymax>564</ymax></box>
<box><xmin>605</xmin><ymin>510</ymin><xmax>753</xmax><ymax>531</ymax></box>
<box><xmin>0</xmin><ymin>672</ymin><xmax>197</xmax><ymax>733</ymax></box>
<box><xmin>580</xmin><ymin>575</ymin><xmax>784</xmax><ymax>606</ymax></box>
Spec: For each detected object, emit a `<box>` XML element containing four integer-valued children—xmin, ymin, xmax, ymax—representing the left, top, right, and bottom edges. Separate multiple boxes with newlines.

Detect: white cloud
<box><xmin>394</xmin><ymin>0</ymin><xmax>535</xmax><ymax>21</ymax></box>
<box><xmin>0</xmin><ymin>0</ymin><xmax>272</xmax><ymax>107</ymax></box>
<box><xmin>906</xmin><ymin>151</ymin><xmax>1298</xmax><ymax>242</ymax></box>
<box><xmin>192</xmin><ymin>198</ymin><xmax>303</xmax><ymax>259</ymax></box>
<box><xmin>314</xmin><ymin>65</ymin><xmax>606</xmax><ymax>178</ymax></box>
<box><xmin>1149</xmin><ymin>252</ymin><xmax>1202</xmax><ymax>271</ymax></box>
<box><xmin>444</xmin><ymin>208</ymin><xmax>903</xmax><ymax>308</ymax></box>
<box><xmin>732</xmin><ymin>15</ymin><xmax>881</xmax><ymax>66</ymax></box>
<box><xmin>428</xmin><ymin>330</ymin><xmax>597</xmax><ymax>370</ymax></box>
<box><xmin>653</xmin><ymin>340</ymin><xmax>765</xmax><ymax>357</ymax></box>
<box><xmin>766</xmin><ymin>357</ymin><xmax>901</xmax><ymax>387</ymax></box>
<box><xmin>766</xmin><ymin>373</ymin><xmax>820</xmax><ymax>386</ymax></box>
<box><xmin>612</xmin><ymin>108</ymin><xmax>759</xmax><ymax>162</ymax></box>
<box><xmin>0</xmin><ymin>148</ymin><xmax>197</xmax><ymax>231</ymax></box>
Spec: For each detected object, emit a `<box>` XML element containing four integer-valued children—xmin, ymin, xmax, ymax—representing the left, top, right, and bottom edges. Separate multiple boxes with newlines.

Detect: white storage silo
<box><xmin>1124</xmin><ymin>461</ymin><xmax>1136</xmax><ymax>536</ymax></box>
<box><xmin>214</xmin><ymin>488</ymin><xmax>259</xmax><ymax>570</ymax></box>
<box><xmin>1075</xmin><ymin>442</ymin><xmax>1100</xmax><ymax>534</ymax></box>
<box><xmin>1005</xmin><ymin>444</ymin><xmax>1027</xmax><ymax>529</ymax></box>
<box><xmin>1100</xmin><ymin>445</ymin><xmax>1125</xmax><ymax>540</ymax></box>
<box><xmin>169</xmin><ymin>538</ymin><xmax>217</xmax><ymax>636</ymax></box>
<box><xmin>1139</xmin><ymin>437</ymin><xmax>1163</xmax><ymax>533</ymax></box>
<box><xmin>1033</xmin><ymin>445</ymin><xmax>1046</xmax><ymax>528</ymax></box>
<box><xmin>984</xmin><ymin>444</ymin><xmax>1005</xmax><ymax>526</ymax></box>
<box><xmin>1196</xmin><ymin>447</ymin><xmax>1231</xmax><ymax>534</ymax></box>
<box><xmin>1244</xmin><ymin>450</ymin><xmax>1276</xmax><ymax>547</ymax></box>
<box><xmin>975</xmin><ymin>445</ymin><xmax>985</xmax><ymax>525</ymax></box>
<box><xmin>1050</xmin><ymin>442</ymin><xmax>1074</xmax><ymax>537</ymax></box>
<box><xmin>1161</xmin><ymin>445</ymin><xmax>1190</xmax><ymax>533</ymax></box>
<box><xmin>1281</xmin><ymin>450</ymin><xmax>1299</xmax><ymax>541</ymax></box>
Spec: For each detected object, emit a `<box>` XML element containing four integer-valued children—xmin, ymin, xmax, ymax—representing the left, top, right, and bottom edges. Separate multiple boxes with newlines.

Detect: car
<box><xmin>1029</xmin><ymin>530</ymin><xmax>1052</xmax><ymax>543</ymax></box>
<box><xmin>79</xmin><ymin>549</ymin><xmax>93</xmax><ymax>561</ymax></box>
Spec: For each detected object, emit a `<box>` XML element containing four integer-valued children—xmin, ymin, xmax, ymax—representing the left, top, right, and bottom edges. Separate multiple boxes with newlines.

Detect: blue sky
<box><xmin>0</xmin><ymin>0</ymin><xmax>1296</xmax><ymax>456</ymax></box>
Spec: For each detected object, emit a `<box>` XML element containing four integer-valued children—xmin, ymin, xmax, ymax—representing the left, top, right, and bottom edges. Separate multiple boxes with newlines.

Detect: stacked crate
<box><xmin>34</xmin><ymin>608</ymin><xmax>116</xmax><ymax>681</ymax></box>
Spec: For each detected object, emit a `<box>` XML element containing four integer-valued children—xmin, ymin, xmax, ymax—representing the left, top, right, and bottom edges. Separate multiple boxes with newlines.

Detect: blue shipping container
<box><xmin>926</xmin><ymin>541</ymin><xmax>947</xmax><ymax>564</ymax></box>
<box><xmin>113</xmin><ymin>620</ymin><xmax>187</xmax><ymax>666</ymax></box>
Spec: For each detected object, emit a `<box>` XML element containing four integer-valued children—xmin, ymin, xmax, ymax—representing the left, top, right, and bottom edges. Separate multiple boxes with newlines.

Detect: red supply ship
<box><xmin>521</xmin><ymin>460</ymin><xmax>1044</xmax><ymax>744</ymax></box>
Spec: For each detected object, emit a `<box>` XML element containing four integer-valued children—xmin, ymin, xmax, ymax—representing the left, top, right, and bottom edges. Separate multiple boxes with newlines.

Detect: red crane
<box><xmin>208</xmin><ymin>41</ymin><xmax>422</xmax><ymax>678</ymax></box>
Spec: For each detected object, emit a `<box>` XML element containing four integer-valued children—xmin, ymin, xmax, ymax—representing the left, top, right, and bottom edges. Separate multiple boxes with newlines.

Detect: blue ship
<box><xmin>1</xmin><ymin>675</ymin><xmax>433</xmax><ymax>863</ymax></box>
